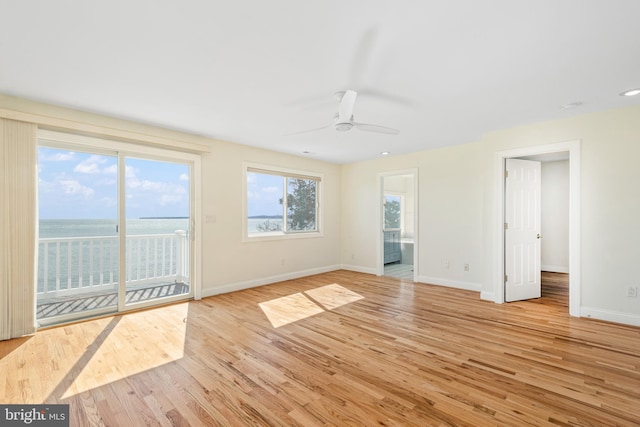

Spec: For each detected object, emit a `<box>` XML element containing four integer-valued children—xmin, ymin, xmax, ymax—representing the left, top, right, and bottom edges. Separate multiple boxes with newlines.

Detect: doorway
<box><xmin>379</xmin><ymin>170</ymin><xmax>418</xmax><ymax>281</ymax></box>
<box><xmin>36</xmin><ymin>130</ymin><xmax>199</xmax><ymax>326</ymax></box>
<box><xmin>494</xmin><ymin>141</ymin><xmax>580</xmax><ymax>316</ymax></box>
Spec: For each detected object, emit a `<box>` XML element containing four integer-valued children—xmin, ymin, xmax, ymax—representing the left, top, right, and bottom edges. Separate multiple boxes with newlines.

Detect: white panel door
<box><xmin>505</xmin><ymin>158</ymin><xmax>541</xmax><ymax>301</ymax></box>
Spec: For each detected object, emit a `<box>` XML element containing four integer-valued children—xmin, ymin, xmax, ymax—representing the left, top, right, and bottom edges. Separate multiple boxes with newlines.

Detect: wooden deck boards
<box><xmin>2</xmin><ymin>270</ymin><xmax>639</xmax><ymax>426</ymax></box>
<box><xmin>37</xmin><ymin>282</ymin><xmax>190</xmax><ymax>319</ymax></box>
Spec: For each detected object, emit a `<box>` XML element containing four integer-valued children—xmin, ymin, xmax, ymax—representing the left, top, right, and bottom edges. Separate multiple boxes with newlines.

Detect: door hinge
<box><xmin>504</xmin><ymin>222</ymin><xmax>508</xmax><ymax>230</ymax></box>
<box><xmin>505</xmin><ymin>170</ymin><xmax>509</xmax><ymax>178</ymax></box>
<box><xmin>504</xmin><ymin>274</ymin><xmax>508</xmax><ymax>283</ymax></box>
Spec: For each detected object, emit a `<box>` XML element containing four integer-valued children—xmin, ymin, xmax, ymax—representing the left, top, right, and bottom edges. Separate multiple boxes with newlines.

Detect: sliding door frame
<box><xmin>37</xmin><ymin>129</ymin><xmax>202</xmax><ymax>321</ymax></box>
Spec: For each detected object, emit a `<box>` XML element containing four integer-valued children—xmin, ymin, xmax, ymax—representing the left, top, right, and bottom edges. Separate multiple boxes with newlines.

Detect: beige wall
<box><xmin>340</xmin><ymin>105</ymin><xmax>640</xmax><ymax>325</ymax></box>
<box><xmin>341</xmin><ymin>142</ymin><xmax>485</xmax><ymax>290</ymax></box>
<box><xmin>4</xmin><ymin>93</ymin><xmax>640</xmax><ymax>326</ymax></box>
<box><xmin>480</xmin><ymin>106</ymin><xmax>640</xmax><ymax>324</ymax></box>
<box><xmin>0</xmin><ymin>94</ymin><xmax>342</xmax><ymax>298</ymax></box>
<box><xmin>199</xmin><ymin>141</ymin><xmax>342</xmax><ymax>294</ymax></box>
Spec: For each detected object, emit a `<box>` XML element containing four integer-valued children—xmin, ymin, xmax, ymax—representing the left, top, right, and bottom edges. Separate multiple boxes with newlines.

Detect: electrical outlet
<box><xmin>627</xmin><ymin>286</ymin><xmax>638</xmax><ymax>298</ymax></box>
<box><xmin>464</xmin><ymin>263</ymin><xmax>469</xmax><ymax>272</ymax></box>
<box><xmin>444</xmin><ymin>260</ymin><xmax>450</xmax><ymax>269</ymax></box>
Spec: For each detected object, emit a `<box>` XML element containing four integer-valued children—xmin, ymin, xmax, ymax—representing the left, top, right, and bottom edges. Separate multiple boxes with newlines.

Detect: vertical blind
<box><xmin>0</xmin><ymin>118</ymin><xmax>37</xmax><ymax>340</ymax></box>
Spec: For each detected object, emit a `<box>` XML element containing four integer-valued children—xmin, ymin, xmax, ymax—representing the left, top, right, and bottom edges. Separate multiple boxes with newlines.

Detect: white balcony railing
<box><xmin>37</xmin><ymin>230</ymin><xmax>189</xmax><ymax>298</ymax></box>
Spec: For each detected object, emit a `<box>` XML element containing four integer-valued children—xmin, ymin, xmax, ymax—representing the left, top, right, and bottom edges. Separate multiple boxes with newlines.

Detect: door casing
<box><xmin>377</xmin><ymin>169</ymin><xmax>419</xmax><ymax>280</ymax></box>
<box><xmin>493</xmin><ymin>140</ymin><xmax>580</xmax><ymax>316</ymax></box>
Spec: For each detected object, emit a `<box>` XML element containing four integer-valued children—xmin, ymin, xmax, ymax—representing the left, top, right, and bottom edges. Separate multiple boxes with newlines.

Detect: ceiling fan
<box><xmin>286</xmin><ymin>90</ymin><xmax>400</xmax><ymax>136</ymax></box>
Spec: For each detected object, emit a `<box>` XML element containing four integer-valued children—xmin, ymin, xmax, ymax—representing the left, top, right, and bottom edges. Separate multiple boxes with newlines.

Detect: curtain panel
<box><xmin>0</xmin><ymin>118</ymin><xmax>37</xmax><ymax>340</ymax></box>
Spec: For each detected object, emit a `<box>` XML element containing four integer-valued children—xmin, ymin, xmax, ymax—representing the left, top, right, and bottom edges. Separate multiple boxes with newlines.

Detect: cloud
<box><xmin>41</xmin><ymin>151</ymin><xmax>75</xmax><ymax>161</ymax></box>
<box><xmin>59</xmin><ymin>179</ymin><xmax>95</xmax><ymax>199</ymax></box>
<box><xmin>74</xmin><ymin>155</ymin><xmax>109</xmax><ymax>174</ymax></box>
<box><xmin>179</xmin><ymin>173</ymin><xmax>189</xmax><ymax>181</ymax></box>
<box><xmin>100</xmin><ymin>196</ymin><xmax>117</xmax><ymax>208</ymax></box>
<box><xmin>103</xmin><ymin>164</ymin><xmax>118</xmax><ymax>175</ymax></box>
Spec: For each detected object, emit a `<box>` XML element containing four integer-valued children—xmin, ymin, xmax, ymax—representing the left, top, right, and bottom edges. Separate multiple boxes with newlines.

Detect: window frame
<box><xmin>243</xmin><ymin>162</ymin><xmax>323</xmax><ymax>241</ymax></box>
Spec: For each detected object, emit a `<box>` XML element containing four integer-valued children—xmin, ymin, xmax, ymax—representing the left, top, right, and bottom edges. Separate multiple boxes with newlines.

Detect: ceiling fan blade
<box><xmin>353</xmin><ymin>122</ymin><xmax>400</xmax><ymax>135</ymax></box>
<box><xmin>283</xmin><ymin>124</ymin><xmax>331</xmax><ymax>136</ymax></box>
<box><xmin>338</xmin><ymin>90</ymin><xmax>357</xmax><ymax>123</ymax></box>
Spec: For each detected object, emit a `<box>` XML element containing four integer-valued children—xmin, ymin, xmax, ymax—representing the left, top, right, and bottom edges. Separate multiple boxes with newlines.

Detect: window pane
<box><xmin>384</xmin><ymin>195</ymin><xmax>401</xmax><ymax>229</ymax></box>
<box><xmin>247</xmin><ymin>172</ymin><xmax>284</xmax><ymax>234</ymax></box>
<box><xmin>287</xmin><ymin>178</ymin><xmax>317</xmax><ymax>231</ymax></box>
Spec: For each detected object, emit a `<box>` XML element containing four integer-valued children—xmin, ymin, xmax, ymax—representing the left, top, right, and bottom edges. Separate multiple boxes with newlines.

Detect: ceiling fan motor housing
<box><xmin>335</xmin><ymin>122</ymin><xmax>353</xmax><ymax>131</ymax></box>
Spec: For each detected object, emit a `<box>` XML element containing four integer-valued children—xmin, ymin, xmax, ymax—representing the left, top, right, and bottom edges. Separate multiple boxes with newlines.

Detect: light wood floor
<box><xmin>2</xmin><ymin>271</ymin><xmax>639</xmax><ymax>426</ymax></box>
<box><xmin>384</xmin><ymin>262</ymin><xmax>414</xmax><ymax>280</ymax></box>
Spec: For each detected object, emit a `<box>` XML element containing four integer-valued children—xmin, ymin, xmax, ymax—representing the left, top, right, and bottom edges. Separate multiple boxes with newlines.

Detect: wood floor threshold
<box><xmin>1</xmin><ymin>270</ymin><xmax>639</xmax><ymax>426</ymax></box>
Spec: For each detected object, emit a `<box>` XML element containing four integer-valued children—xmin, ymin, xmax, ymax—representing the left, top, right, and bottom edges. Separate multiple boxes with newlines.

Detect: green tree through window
<box><xmin>287</xmin><ymin>178</ymin><xmax>317</xmax><ymax>231</ymax></box>
<box><xmin>384</xmin><ymin>195</ymin><xmax>401</xmax><ymax>229</ymax></box>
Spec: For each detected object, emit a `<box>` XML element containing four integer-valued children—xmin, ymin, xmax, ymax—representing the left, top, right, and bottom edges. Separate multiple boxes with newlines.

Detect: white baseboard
<box><xmin>201</xmin><ymin>264</ymin><xmax>342</xmax><ymax>298</ymax></box>
<box><xmin>580</xmin><ymin>306</ymin><xmax>640</xmax><ymax>327</ymax></box>
<box><xmin>480</xmin><ymin>291</ymin><xmax>495</xmax><ymax>302</ymax></box>
<box><xmin>542</xmin><ymin>265</ymin><xmax>569</xmax><ymax>273</ymax></box>
<box><xmin>416</xmin><ymin>276</ymin><xmax>481</xmax><ymax>292</ymax></box>
<box><xmin>340</xmin><ymin>264</ymin><xmax>378</xmax><ymax>275</ymax></box>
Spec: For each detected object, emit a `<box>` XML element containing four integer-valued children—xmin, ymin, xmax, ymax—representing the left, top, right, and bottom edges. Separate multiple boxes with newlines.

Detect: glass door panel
<box><xmin>36</xmin><ymin>147</ymin><xmax>119</xmax><ymax>325</ymax></box>
<box><xmin>123</xmin><ymin>157</ymin><xmax>191</xmax><ymax>307</ymax></box>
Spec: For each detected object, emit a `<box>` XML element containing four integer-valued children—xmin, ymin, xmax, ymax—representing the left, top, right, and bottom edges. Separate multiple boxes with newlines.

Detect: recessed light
<box><xmin>380</xmin><ymin>151</ymin><xmax>390</xmax><ymax>156</ymax></box>
<box><xmin>620</xmin><ymin>88</ymin><xmax>640</xmax><ymax>97</ymax></box>
<box><xmin>560</xmin><ymin>101</ymin><xmax>583</xmax><ymax>110</ymax></box>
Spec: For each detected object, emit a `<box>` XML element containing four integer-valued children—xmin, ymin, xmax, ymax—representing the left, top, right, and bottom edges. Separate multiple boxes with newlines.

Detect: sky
<box><xmin>246</xmin><ymin>172</ymin><xmax>284</xmax><ymax>217</ymax></box>
<box><xmin>38</xmin><ymin>147</ymin><xmax>190</xmax><ymax>219</ymax></box>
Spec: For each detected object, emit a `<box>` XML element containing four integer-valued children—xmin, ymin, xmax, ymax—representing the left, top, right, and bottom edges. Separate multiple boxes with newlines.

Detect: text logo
<box><xmin>1</xmin><ymin>405</ymin><xmax>69</xmax><ymax>426</ymax></box>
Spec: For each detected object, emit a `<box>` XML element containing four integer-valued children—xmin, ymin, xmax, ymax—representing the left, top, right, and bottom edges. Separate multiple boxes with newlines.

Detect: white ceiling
<box><xmin>1</xmin><ymin>1</ymin><xmax>640</xmax><ymax>164</ymax></box>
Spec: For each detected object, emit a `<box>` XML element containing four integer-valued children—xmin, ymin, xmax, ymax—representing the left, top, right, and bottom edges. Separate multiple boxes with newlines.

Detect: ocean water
<box><xmin>39</xmin><ymin>218</ymin><xmax>190</xmax><ymax>238</ymax></box>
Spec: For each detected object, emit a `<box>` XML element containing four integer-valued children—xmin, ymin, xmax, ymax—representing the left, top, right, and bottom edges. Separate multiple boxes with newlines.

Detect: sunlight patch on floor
<box><xmin>305</xmin><ymin>283</ymin><xmax>364</xmax><ymax>310</ymax></box>
<box><xmin>61</xmin><ymin>302</ymin><xmax>190</xmax><ymax>398</ymax></box>
<box><xmin>259</xmin><ymin>284</ymin><xmax>364</xmax><ymax>328</ymax></box>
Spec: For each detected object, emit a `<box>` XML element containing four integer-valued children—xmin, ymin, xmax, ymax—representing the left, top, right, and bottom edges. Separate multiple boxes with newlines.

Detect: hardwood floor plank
<box><xmin>1</xmin><ymin>270</ymin><xmax>639</xmax><ymax>426</ymax></box>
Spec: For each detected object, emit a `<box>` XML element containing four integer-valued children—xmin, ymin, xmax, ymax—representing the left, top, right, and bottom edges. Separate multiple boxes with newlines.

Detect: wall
<box><xmin>4</xmin><ymin>93</ymin><xmax>640</xmax><ymax>327</ymax></box>
<box><xmin>480</xmin><ymin>106</ymin><xmax>640</xmax><ymax>325</ymax></box>
<box><xmin>341</xmin><ymin>142</ymin><xmax>485</xmax><ymax>290</ymax></box>
<box><xmin>541</xmin><ymin>160</ymin><xmax>569</xmax><ymax>273</ymax></box>
<box><xmin>342</xmin><ymin>105</ymin><xmax>640</xmax><ymax>326</ymax></box>
<box><xmin>0</xmin><ymin>94</ymin><xmax>342</xmax><ymax>298</ymax></box>
<box><xmin>199</xmin><ymin>141</ymin><xmax>342</xmax><ymax>295</ymax></box>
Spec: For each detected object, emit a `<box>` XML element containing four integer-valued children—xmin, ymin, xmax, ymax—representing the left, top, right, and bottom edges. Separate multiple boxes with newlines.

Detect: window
<box><xmin>246</xmin><ymin>165</ymin><xmax>321</xmax><ymax>238</ymax></box>
<box><xmin>384</xmin><ymin>194</ymin><xmax>402</xmax><ymax>230</ymax></box>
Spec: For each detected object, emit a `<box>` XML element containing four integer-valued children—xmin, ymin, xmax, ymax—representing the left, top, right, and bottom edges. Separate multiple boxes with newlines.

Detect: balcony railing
<box><xmin>37</xmin><ymin>230</ymin><xmax>189</xmax><ymax>298</ymax></box>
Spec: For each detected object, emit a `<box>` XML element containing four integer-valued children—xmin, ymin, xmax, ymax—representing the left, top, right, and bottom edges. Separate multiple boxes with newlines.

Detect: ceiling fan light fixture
<box><xmin>335</xmin><ymin>122</ymin><xmax>353</xmax><ymax>132</ymax></box>
<box><xmin>620</xmin><ymin>88</ymin><xmax>640</xmax><ymax>97</ymax></box>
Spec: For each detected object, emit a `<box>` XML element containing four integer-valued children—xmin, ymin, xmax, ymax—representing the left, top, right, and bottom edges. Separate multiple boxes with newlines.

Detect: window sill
<box><xmin>244</xmin><ymin>231</ymin><xmax>323</xmax><ymax>243</ymax></box>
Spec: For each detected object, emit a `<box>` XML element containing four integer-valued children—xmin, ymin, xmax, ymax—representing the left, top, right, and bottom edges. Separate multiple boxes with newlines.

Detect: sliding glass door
<box><xmin>123</xmin><ymin>157</ymin><xmax>191</xmax><ymax>308</ymax></box>
<box><xmin>37</xmin><ymin>132</ymin><xmax>197</xmax><ymax>326</ymax></box>
<box><xmin>37</xmin><ymin>146</ymin><xmax>120</xmax><ymax>323</ymax></box>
